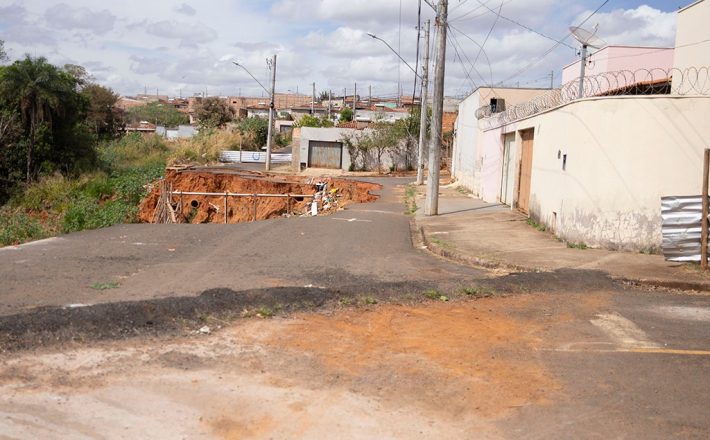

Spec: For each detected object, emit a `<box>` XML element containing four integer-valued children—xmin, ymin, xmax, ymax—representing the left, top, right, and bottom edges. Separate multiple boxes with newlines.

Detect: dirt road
<box><xmin>1</xmin><ymin>287</ymin><xmax>708</xmax><ymax>439</ymax></box>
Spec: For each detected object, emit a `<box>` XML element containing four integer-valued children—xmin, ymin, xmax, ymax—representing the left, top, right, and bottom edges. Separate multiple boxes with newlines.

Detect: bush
<box><xmin>168</xmin><ymin>130</ymin><xmax>242</xmax><ymax>165</ymax></box>
<box><xmin>0</xmin><ymin>210</ymin><xmax>47</xmax><ymax>245</ymax></box>
<box><xmin>12</xmin><ymin>173</ymin><xmax>82</xmax><ymax>211</ymax></box>
<box><xmin>62</xmin><ymin>197</ymin><xmax>136</xmax><ymax>233</ymax></box>
<box><xmin>98</xmin><ymin>133</ymin><xmax>168</xmax><ymax>171</ymax></box>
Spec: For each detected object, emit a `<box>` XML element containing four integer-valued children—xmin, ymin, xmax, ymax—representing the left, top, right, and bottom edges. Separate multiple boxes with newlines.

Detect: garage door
<box><xmin>308</xmin><ymin>141</ymin><xmax>343</xmax><ymax>169</ymax></box>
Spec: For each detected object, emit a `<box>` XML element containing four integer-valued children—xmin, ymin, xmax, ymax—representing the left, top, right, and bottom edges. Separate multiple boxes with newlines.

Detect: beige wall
<box><xmin>494</xmin><ymin>95</ymin><xmax>710</xmax><ymax>250</ymax></box>
<box><xmin>673</xmin><ymin>0</ymin><xmax>710</xmax><ymax>91</ymax></box>
<box><xmin>452</xmin><ymin>87</ymin><xmax>551</xmax><ymax>198</ymax></box>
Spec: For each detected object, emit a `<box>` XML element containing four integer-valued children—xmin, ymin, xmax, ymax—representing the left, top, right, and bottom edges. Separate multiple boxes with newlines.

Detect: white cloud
<box><xmin>44</xmin><ymin>3</ymin><xmax>116</xmax><ymax>35</ymax></box>
<box><xmin>145</xmin><ymin>20</ymin><xmax>218</xmax><ymax>46</ymax></box>
<box><xmin>175</xmin><ymin>3</ymin><xmax>196</xmax><ymax>16</ymax></box>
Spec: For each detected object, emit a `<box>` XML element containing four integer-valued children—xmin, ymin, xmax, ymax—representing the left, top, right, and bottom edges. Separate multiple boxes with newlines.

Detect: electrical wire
<box><xmin>494</xmin><ymin>0</ymin><xmax>610</xmax><ymax>87</ymax></box>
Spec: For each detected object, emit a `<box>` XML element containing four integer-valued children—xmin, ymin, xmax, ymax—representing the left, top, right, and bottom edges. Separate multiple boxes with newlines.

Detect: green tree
<box><xmin>237</xmin><ymin>117</ymin><xmax>269</xmax><ymax>150</ymax></box>
<box><xmin>0</xmin><ymin>56</ymin><xmax>79</xmax><ymax>183</ymax></box>
<box><xmin>195</xmin><ymin>97</ymin><xmax>235</xmax><ymax>130</ymax></box>
<box><xmin>82</xmin><ymin>84</ymin><xmax>124</xmax><ymax>141</ymax></box>
<box><xmin>125</xmin><ymin>102</ymin><xmax>189</xmax><ymax>127</ymax></box>
<box><xmin>339</xmin><ymin>107</ymin><xmax>353</xmax><ymax>122</ymax></box>
<box><xmin>296</xmin><ymin>114</ymin><xmax>334</xmax><ymax>128</ymax></box>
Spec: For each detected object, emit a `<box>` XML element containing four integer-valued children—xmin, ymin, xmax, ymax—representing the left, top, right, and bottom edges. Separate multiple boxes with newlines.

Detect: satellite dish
<box><xmin>569</xmin><ymin>26</ymin><xmax>607</xmax><ymax>49</ymax></box>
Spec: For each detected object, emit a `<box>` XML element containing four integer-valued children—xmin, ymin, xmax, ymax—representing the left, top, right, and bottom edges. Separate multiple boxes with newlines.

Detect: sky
<box><xmin>0</xmin><ymin>0</ymin><xmax>686</xmax><ymax>99</ymax></box>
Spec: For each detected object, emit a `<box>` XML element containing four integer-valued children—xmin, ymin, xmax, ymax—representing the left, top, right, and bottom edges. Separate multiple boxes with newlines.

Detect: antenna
<box><xmin>569</xmin><ymin>26</ymin><xmax>607</xmax><ymax>99</ymax></box>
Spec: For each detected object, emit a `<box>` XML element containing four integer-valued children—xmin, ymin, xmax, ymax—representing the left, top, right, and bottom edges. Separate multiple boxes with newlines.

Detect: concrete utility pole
<box><xmin>416</xmin><ymin>20</ymin><xmax>431</xmax><ymax>186</ymax></box>
<box><xmin>343</xmin><ymin>88</ymin><xmax>347</xmax><ymax>109</ymax></box>
<box><xmin>328</xmin><ymin>90</ymin><xmax>332</xmax><ymax>119</ymax></box>
<box><xmin>353</xmin><ymin>82</ymin><xmax>357</xmax><ymax>120</ymax></box>
<box><xmin>424</xmin><ymin>0</ymin><xmax>447</xmax><ymax>216</ymax></box>
<box><xmin>369</xmin><ymin>85</ymin><xmax>372</xmax><ymax>108</ymax></box>
<box><xmin>311</xmin><ymin>82</ymin><xmax>316</xmax><ymax>114</ymax></box>
<box><xmin>265</xmin><ymin>54</ymin><xmax>277</xmax><ymax>172</ymax></box>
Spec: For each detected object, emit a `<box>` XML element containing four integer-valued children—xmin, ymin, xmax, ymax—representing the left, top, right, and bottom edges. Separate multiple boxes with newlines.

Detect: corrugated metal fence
<box><xmin>219</xmin><ymin>151</ymin><xmax>292</xmax><ymax>163</ymax></box>
<box><xmin>661</xmin><ymin>196</ymin><xmax>708</xmax><ymax>262</ymax></box>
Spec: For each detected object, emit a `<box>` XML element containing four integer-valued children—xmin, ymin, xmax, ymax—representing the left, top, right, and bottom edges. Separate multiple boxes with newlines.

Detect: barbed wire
<box><xmin>476</xmin><ymin>66</ymin><xmax>710</xmax><ymax>127</ymax></box>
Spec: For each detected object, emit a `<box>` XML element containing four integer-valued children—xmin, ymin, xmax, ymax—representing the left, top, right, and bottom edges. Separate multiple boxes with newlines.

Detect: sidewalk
<box><xmin>413</xmin><ymin>184</ymin><xmax>710</xmax><ymax>292</ymax></box>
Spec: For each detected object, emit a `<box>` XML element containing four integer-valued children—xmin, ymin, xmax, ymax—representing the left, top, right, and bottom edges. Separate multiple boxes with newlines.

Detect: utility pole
<box><xmin>311</xmin><ymin>82</ymin><xmax>316</xmax><ymax>114</ymax></box>
<box><xmin>550</xmin><ymin>70</ymin><xmax>554</xmax><ymax>89</ymax></box>
<box><xmin>416</xmin><ymin>20</ymin><xmax>431</xmax><ymax>186</ymax></box>
<box><xmin>328</xmin><ymin>90</ymin><xmax>332</xmax><ymax>119</ymax></box>
<box><xmin>353</xmin><ymin>82</ymin><xmax>357</xmax><ymax>120</ymax></box>
<box><xmin>343</xmin><ymin>87</ymin><xmax>346</xmax><ymax>109</ymax></box>
<box><xmin>369</xmin><ymin>85</ymin><xmax>372</xmax><ymax>108</ymax></box>
<box><xmin>265</xmin><ymin>54</ymin><xmax>277</xmax><ymax>172</ymax></box>
<box><xmin>424</xmin><ymin>0</ymin><xmax>447</xmax><ymax>216</ymax></box>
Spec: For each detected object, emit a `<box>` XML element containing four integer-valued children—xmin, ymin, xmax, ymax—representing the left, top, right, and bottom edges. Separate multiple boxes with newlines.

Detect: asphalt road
<box><xmin>0</xmin><ymin>177</ymin><xmax>482</xmax><ymax>316</ymax></box>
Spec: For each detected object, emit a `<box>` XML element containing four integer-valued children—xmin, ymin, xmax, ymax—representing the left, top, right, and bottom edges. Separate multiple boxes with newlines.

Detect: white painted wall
<box><xmin>491</xmin><ymin>95</ymin><xmax>710</xmax><ymax>250</ymax></box>
<box><xmin>299</xmin><ymin>127</ymin><xmax>357</xmax><ymax>170</ymax></box>
<box><xmin>673</xmin><ymin>0</ymin><xmax>710</xmax><ymax>92</ymax></box>
<box><xmin>452</xmin><ymin>87</ymin><xmax>552</xmax><ymax>200</ymax></box>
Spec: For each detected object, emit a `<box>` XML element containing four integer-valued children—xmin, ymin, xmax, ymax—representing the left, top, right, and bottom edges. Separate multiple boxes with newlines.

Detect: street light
<box><xmin>366</xmin><ymin>33</ymin><xmax>422</xmax><ymax>81</ymax></box>
<box><xmin>233</xmin><ymin>58</ymin><xmax>277</xmax><ymax>171</ymax></box>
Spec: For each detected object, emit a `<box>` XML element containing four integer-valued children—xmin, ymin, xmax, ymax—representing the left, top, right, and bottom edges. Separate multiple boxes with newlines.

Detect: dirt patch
<box><xmin>261</xmin><ymin>297</ymin><xmax>560</xmax><ymax>419</ymax></box>
<box><xmin>138</xmin><ymin>168</ymin><xmax>381</xmax><ymax>224</ymax></box>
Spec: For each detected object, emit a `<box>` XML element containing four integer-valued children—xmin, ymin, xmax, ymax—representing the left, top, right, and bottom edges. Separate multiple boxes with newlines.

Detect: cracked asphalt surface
<box><xmin>0</xmin><ymin>176</ymin><xmax>709</xmax><ymax>439</ymax></box>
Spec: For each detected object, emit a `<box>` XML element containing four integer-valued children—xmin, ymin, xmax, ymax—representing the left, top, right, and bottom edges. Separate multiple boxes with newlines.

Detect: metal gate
<box><xmin>308</xmin><ymin>141</ymin><xmax>343</xmax><ymax>169</ymax></box>
<box><xmin>500</xmin><ymin>133</ymin><xmax>516</xmax><ymax>205</ymax></box>
<box><xmin>517</xmin><ymin>129</ymin><xmax>534</xmax><ymax>214</ymax></box>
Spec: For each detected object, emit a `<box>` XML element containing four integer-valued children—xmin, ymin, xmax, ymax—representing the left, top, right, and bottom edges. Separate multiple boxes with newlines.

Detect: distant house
<box><xmin>124</xmin><ymin>121</ymin><xmax>156</xmax><ymax>136</ymax></box>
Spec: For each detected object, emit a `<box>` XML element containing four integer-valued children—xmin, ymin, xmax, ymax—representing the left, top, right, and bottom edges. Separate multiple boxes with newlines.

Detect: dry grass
<box><xmin>167</xmin><ymin>130</ymin><xmax>244</xmax><ymax>166</ymax></box>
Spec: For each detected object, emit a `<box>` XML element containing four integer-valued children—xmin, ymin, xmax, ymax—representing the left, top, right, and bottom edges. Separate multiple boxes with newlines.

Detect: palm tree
<box><xmin>0</xmin><ymin>56</ymin><xmax>68</xmax><ymax>183</ymax></box>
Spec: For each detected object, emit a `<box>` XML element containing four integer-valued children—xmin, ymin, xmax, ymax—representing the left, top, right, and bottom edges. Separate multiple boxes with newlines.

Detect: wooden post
<box><xmin>287</xmin><ymin>194</ymin><xmax>291</xmax><ymax>215</ymax></box>
<box><xmin>253</xmin><ymin>194</ymin><xmax>258</xmax><ymax>222</ymax></box>
<box><xmin>702</xmin><ymin>149</ymin><xmax>709</xmax><ymax>269</ymax></box>
<box><xmin>224</xmin><ymin>192</ymin><xmax>228</xmax><ymax>224</ymax></box>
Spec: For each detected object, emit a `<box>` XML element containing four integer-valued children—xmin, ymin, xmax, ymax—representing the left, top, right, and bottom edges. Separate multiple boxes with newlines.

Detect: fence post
<box><xmin>224</xmin><ymin>192</ymin><xmax>228</xmax><ymax>224</ymax></box>
<box><xmin>253</xmin><ymin>194</ymin><xmax>258</xmax><ymax>222</ymax></box>
<box><xmin>702</xmin><ymin>149</ymin><xmax>709</xmax><ymax>269</ymax></box>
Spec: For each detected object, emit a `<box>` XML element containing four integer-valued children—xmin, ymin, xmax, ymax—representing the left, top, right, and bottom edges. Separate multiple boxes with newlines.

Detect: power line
<box><xmin>474</xmin><ymin>0</ymin><xmax>576</xmax><ymax>50</ymax></box>
<box><xmin>448</xmin><ymin>24</ymin><xmax>495</xmax><ymax>92</ymax></box>
<box><xmin>494</xmin><ymin>0</ymin><xmax>610</xmax><ymax>86</ymax></box>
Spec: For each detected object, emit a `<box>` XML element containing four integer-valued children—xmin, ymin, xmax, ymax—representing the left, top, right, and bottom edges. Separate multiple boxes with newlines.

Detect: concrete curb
<box><xmin>412</xmin><ymin>221</ymin><xmax>532</xmax><ymax>273</ymax></box>
<box><xmin>414</xmin><ymin>220</ymin><xmax>710</xmax><ymax>293</ymax></box>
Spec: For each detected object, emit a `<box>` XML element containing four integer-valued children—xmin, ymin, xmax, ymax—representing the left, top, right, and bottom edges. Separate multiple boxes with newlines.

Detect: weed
<box><xmin>566</xmin><ymin>241</ymin><xmax>588</xmax><ymax>250</ymax></box>
<box><xmin>0</xmin><ymin>210</ymin><xmax>48</xmax><ymax>246</ymax></box>
<box><xmin>90</xmin><ymin>281</ymin><xmax>120</xmax><ymax>290</ymax></box>
<box><xmin>339</xmin><ymin>297</ymin><xmax>353</xmax><ymax>306</ymax></box>
<box><xmin>423</xmin><ymin>289</ymin><xmax>441</xmax><ymax>300</ymax></box>
<box><xmin>455</xmin><ymin>186</ymin><xmax>471</xmax><ymax>195</ymax></box>
<box><xmin>460</xmin><ymin>286</ymin><xmax>495</xmax><ymax>298</ymax></box>
<box><xmin>362</xmin><ymin>296</ymin><xmax>378</xmax><ymax>305</ymax></box>
<box><xmin>255</xmin><ymin>306</ymin><xmax>274</xmax><ymax>318</ymax></box>
<box><xmin>430</xmin><ymin>237</ymin><xmax>454</xmax><ymax>249</ymax></box>
<box><xmin>404</xmin><ymin>184</ymin><xmax>418</xmax><ymax>215</ymax></box>
<box><xmin>423</xmin><ymin>289</ymin><xmax>448</xmax><ymax>302</ymax></box>
<box><xmin>526</xmin><ymin>217</ymin><xmax>547</xmax><ymax>232</ymax></box>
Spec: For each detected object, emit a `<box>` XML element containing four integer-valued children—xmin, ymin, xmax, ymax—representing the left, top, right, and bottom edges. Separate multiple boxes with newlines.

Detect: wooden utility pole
<box><xmin>265</xmin><ymin>54</ymin><xmax>277</xmax><ymax>172</ymax></box>
<box><xmin>702</xmin><ymin>148</ymin><xmax>709</xmax><ymax>269</ymax></box>
<box><xmin>424</xmin><ymin>0</ymin><xmax>447</xmax><ymax>216</ymax></box>
<box><xmin>416</xmin><ymin>20</ymin><xmax>431</xmax><ymax>186</ymax></box>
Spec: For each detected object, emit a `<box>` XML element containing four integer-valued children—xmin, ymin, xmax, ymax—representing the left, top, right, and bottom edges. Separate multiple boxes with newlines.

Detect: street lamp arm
<box><xmin>367</xmin><ymin>33</ymin><xmax>423</xmax><ymax>81</ymax></box>
<box><xmin>232</xmin><ymin>61</ymin><xmax>272</xmax><ymax>97</ymax></box>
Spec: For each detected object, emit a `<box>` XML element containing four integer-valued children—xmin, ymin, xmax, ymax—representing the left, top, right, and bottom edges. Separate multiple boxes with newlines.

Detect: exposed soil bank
<box><xmin>138</xmin><ymin>168</ymin><xmax>381</xmax><ymax>224</ymax></box>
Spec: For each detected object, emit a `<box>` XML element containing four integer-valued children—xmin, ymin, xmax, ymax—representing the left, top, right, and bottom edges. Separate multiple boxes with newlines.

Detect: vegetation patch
<box><xmin>91</xmin><ymin>281</ymin><xmax>120</xmax><ymax>290</ymax></box>
<box><xmin>526</xmin><ymin>217</ymin><xmax>547</xmax><ymax>232</ymax></box>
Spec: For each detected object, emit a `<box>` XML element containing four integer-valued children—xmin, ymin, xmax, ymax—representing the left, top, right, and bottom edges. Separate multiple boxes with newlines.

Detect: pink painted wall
<box><xmin>562</xmin><ymin>46</ymin><xmax>675</xmax><ymax>85</ymax></box>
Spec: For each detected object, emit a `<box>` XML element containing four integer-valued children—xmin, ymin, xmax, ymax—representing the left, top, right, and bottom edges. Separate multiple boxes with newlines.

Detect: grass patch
<box><xmin>255</xmin><ymin>306</ymin><xmax>274</xmax><ymax>318</ymax></box>
<box><xmin>404</xmin><ymin>184</ymin><xmax>418</xmax><ymax>215</ymax></box>
<box><xmin>526</xmin><ymin>217</ymin><xmax>547</xmax><ymax>232</ymax></box>
<box><xmin>362</xmin><ymin>295</ymin><xmax>378</xmax><ymax>305</ymax></box>
<box><xmin>423</xmin><ymin>289</ymin><xmax>448</xmax><ymax>302</ymax></box>
<box><xmin>339</xmin><ymin>297</ymin><xmax>353</xmax><ymax>306</ymax></box>
<box><xmin>90</xmin><ymin>281</ymin><xmax>120</xmax><ymax>290</ymax></box>
<box><xmin>0</xmin><ymin>210</ymin><xmax>49</xmax><ymax>246</ymax></box>
<box><xmin>455</xmin><ymin>185</ymin><xmax>471</xmax><ymax>195</ymax></box>
<box><xmin>429</xmin><ymin>237</ymin><xmax>454</xmax><ymax>249</ymax></box>
<box><xmin>460</xmin><ymin>286</ymin><xmax>495</xmax><ymax>298</ymax></box>
<box><xmin>566</xmin><ymin>241</ymin><xmax>588</xmax><ymax>250</ymax></box>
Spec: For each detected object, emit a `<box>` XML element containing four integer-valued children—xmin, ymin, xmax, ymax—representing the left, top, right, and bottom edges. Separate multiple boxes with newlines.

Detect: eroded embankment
<box><xmin>139</xmin><ymin>168</ymin><xmax>381</xmax><ymax>224</ymax></box>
